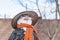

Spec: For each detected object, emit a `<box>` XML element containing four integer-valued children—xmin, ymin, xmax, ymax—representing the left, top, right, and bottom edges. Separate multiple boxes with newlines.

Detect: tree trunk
<box><xmin>55</xmin><ymin>0</ymin><xmax>59</xmax><ymax>19</ymax></box>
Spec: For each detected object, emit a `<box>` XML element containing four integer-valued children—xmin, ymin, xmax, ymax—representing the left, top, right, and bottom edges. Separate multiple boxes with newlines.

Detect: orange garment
<box><xmin>17</xmin><ymin>23</ymin><xmax>40</xmax><ymax>40</ymax></box>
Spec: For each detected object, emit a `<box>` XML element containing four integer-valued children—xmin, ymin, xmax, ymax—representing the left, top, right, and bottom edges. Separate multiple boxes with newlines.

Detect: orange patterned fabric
<box><xmin>17</xmin><ymin>23</ymin><xmax>40</xmax><ymax>40</ymax></box>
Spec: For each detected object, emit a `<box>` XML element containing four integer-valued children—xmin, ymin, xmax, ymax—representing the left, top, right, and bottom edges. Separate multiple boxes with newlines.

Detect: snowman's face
<box><xmin>17</xmin><ymin>16</ymin><xmax>32</xmax><ymax>25</ymax></box>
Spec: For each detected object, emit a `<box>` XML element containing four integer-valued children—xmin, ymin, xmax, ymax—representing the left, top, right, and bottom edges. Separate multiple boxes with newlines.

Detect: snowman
<box><xmin>9</xmin><ymin>11</ymin><xmax>40</xmax><ymax>40</ymax></box>
<box><xmin>17</xmin><ymin>15</ymin><xmax>32</xmax><ymax>32</ymax></box>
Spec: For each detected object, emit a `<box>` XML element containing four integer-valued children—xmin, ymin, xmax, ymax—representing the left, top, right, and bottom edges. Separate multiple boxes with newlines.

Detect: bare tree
<box><xmin>4</xmin><ymin>13</ymin><xmax>6</xmax><ymax>20</ymax></box>
<box><xmin>15</xmin><ymin>0</ymin><xmax>60</xmax><ymax>40</ymax></box>
<box><xmin>38</xmin><ymin>13</ymin><xmax>59</xmax><ymax>40</ymax></box>
<box><xmin>17</xmin><ymin>0</ymin><xmax>29</xmax><ymax>10</ymax></box>
<box><xmin>41</xmin><ymin>6</ymin><xmax>60</xmax><ymax>40</ymax></box>
<box><xmin>36</xmin><ymin>0</ymin><xmax>42</xmax><ymax>17</ymax></box>
<box><xmin>28</xmin><ymin>0</ymin><xmax>42</xmax><ymax>17</ymax></box>
<box><xmin>55</xmin><ymin>0</ymin><xmax>59</xmax><ymax>19</ymax></box>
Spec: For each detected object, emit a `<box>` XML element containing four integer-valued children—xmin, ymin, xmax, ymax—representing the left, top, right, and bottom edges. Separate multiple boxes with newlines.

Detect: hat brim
<box><xmin>11</xmin><ymin>11</ymin><xmax>38</xmax><ymax>29</ymax></box>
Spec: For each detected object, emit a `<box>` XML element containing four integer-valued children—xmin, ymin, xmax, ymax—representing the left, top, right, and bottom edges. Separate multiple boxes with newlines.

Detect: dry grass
<box><xmin>34</xmin><ymin>19</ymin><xmax>60</xmax><ymax>40</ymax></box>
<box><xmin>0</xmin><ymin>19</ymin><xmax>14</xmax><ymax>40</ymax></box>
<box><xmin>0</xmin><ymin>19</ymin><xmax>60</xmax><ymax>40</ymax></box>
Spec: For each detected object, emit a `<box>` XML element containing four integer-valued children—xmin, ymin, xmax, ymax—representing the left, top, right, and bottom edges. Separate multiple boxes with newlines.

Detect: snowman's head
<box><xmin>17</xmin><ymin>15</ymin><xmax>32</xmax><ymax>25</ymax></box>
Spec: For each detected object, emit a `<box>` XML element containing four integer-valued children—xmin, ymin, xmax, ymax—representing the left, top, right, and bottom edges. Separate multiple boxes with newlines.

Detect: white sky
<box><xmin>0</xmin><ymin>0</ymin><xmax>26</xmax><ymax>18</ymax></box>
<box><xmin>0</xmin><ymin>0</ymin><xmax>59</xmax><ymax>19</ymax></box>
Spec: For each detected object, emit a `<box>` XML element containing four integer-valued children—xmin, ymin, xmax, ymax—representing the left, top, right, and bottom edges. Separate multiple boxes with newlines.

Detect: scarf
<box><xmin>17</xmin><ymin>23</ymin><xmax>40</xmax><ymax>40</ymax></box>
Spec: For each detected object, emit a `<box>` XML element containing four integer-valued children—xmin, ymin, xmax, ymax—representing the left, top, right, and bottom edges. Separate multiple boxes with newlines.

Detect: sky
<box><xmin>0</xmin><ymin>0</ymin><xmax>59</xmax><ymax>19</ymax></box>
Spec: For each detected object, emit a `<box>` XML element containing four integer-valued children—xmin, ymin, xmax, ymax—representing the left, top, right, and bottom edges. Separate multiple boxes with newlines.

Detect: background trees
<box><xmin>16</xmin><ymin>0</ymin><xmax>60</xmax><ymax>40</ymax></box>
